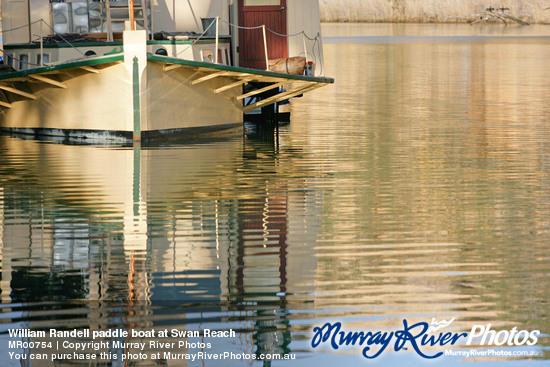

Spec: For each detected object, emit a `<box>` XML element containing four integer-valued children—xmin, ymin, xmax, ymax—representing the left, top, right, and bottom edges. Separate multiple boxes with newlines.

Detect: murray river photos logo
<box><xmin>311</xmin><ymin>318</ymin><xmax>540</xmax><ymax>359</ymax></box>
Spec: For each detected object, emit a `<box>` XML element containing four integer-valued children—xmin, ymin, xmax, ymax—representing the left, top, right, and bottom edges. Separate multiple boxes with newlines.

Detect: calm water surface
<box><xmin>1</xmin><ymin>23</ymin><xmax>550</xmax><ymax>366</ymax></box>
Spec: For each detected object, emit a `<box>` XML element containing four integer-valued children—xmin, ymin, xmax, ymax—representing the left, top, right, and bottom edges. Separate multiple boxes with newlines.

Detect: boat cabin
<box><xmin>1</xmin><ymin>0</ymin><xmax>325</xmax><ymax>76</ymax></box>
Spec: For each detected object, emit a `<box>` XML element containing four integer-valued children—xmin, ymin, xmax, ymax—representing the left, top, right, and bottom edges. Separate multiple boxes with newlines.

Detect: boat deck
<box><xmin>0</xmin><ymin>53</ymin><xmax>334</xmax><ymax>113</ymax></box>
<box><xmin>148</xmin><ymin>54</ymin><xmax>334</xmax><ymax>113</ymax></box>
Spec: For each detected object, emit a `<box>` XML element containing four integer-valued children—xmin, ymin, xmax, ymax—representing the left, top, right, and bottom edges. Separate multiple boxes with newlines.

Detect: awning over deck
<box><xmin>148</xmin><ymin>54</ymin><xmax>334</xmax><ymax>113</ymax></box>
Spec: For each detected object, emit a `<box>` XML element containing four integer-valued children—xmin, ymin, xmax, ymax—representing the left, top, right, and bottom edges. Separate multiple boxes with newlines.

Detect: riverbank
<box><xmin>319</xmin><ymin>0</ymin><xmax>550</xmax><ymax>24</ymax></box>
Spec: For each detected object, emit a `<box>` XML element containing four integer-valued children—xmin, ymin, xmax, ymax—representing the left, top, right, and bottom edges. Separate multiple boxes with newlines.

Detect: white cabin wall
<box><xmin>29</xmin><ymin>0</ymin><xmax>50</xmax><ymax>43</ymax></box>
<box><xmin>2</xmin><ymin>0</ymin><xmax>30</xmax><ymax>44</ymax></box>
<box><xmin>152</xmin><ymin>0</ymin><xmax>230</xmax><ymax>35</ymax></box>
<box><xmin>287</xmin><ymin>0</ymin><xmax>325</xmax><ymax>76</ymax></box>
<box><xmin>1</xmin><ymin>0</ymin><xmax>49</xmax><ymax>45</ymax></box>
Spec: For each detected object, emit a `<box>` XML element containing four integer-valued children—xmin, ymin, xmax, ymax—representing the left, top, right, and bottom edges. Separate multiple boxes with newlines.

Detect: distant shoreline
<box><xmin>319</xmin><ymin>0</ymin><xmax>550</xmax><ymax>24</ymax></box>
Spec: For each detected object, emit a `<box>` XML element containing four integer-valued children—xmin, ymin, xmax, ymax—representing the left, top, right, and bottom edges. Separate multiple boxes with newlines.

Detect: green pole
<box><xmin>133</xmin><ymin>144</ymin><xmax>141</xmax><ymax>216</ymax></box>
<box><xmin>132</xmin><ymin>56</ymin><xmax>141</xmax><ymax>143</ymax></box>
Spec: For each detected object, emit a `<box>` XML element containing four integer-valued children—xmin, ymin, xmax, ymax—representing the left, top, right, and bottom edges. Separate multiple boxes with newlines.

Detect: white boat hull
<box><xmin>0</xmin><ymin>61</ymin><xmax>243</xmax><ymax>143</ymax></box>
<box><xmin>0</xmin><ymin>31</ymin><xmax>333</xmax><ymax>144</ymax></box>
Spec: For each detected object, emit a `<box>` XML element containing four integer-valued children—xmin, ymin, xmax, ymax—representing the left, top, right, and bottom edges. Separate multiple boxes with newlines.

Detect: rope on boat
<box><xmin>219</xmin><ymin>19</ymin><xmax>324</xmax><ymax>75</ymax></box>
<box><xmin>221</xmin><ymin>21</ymin><xmax>264</xmax><ymax>31</ymax></box>
<box><xmin>175</xmin><ymin>18</ymin><xmax>218</xmax><ymax>57</ymax></box>
<box><xmin>0</xmin><ymin>15</ymin><xmax>324</xmax><ymax>74</ymax></box>
<box><xmin>0</xmin><ymin>20</ymin><xmax>42</xmax><ymax>66</ymax></box>
<box><xmin>0</xmin><ymin>18</ymin><xmax>87</xmax><ymax>66</ymax></box>
<box><xmin>219</xmin><ymin>18</ymin><xmax>320</xmax><ymax>40</ymax></box>
<box><xmin>0</xmin><ymin>19</ymin><xmax>43</xmax><ymax>33</ymax></box>
<box><xmin>38</xmin><ymin>20</ymin><xmax>87</xmax><ymax>57</ymax></box>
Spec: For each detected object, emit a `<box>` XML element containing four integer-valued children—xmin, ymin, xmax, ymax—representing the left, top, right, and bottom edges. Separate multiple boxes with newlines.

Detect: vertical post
<box><xmin>262</xmin><ymin>25</ymin><xmax>269</xmax><ymax>71</ymax></box>
<box><xmin>133</xmin><ymin>144</ymin><xmax>141</xmax><ymax>213</ymax></box>
<box><xmin>150</xmin><ymin>0</ymin><xmax>155</xmax><ymax>39</ymax></box>
<box><xmin>132</xmin><ymin>56</ymin><xmax>141</xmax><ymax>143</ymax></box>
<box><xmin>124</xmin><ymin>30</ymin><xmax>146</xmax><ymax>143</ymax></box>
<box><xmin>215</xmin><ymin>16</ymin><xmax>219</xmax><ymax>64</ymax></box>
<box><xmin>106</xmin><ymin>0</ymin><xmax>113</xmax><ymax>41</ymax></box>
<box><xmin>39</xmin><ymin>21</ymin><xmax>44</xmax><ymax>66</ymax></box>
<box><xmin>302</xmin><ymin>32</ymin><xmax>308</xmax><ymax>67</ymax></box>
<box><xmin>26</xmin><ymin>0</ymin><xmax>32</xmax><ymax>43</ymax></box>
<box><xmin>129</xmin><ymin>0</ymin><xmax>136</xmax><ymax>30</ymax></box>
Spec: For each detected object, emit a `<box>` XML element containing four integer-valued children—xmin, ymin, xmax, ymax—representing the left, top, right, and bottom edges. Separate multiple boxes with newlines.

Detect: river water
<box><xmin>1</xmin><ymin>23</ymin><xmax>549</xmax><ymax>366</ymax></box>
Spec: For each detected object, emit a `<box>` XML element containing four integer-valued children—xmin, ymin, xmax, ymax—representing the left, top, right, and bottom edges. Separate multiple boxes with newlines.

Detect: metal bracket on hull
<box><xmin>0</xmin><ymin>57</ymin><xmax>126</xmax><ymax>117</ymax></box>
<box><xmin>163</xmin><ymin>64</ymin><xmax>184</xmax><ymax>72</ymax></box>
<box><xmin>29</xmin><ymin>75</ymin><xmax>67</xmax><ymax>89</ymax></box>
<box><xmin>236</xmin><ymin>82</ymin><xmax>284</xmax><ymax>101</ymax></box>
<box><xmin>214</xmin><ymin>77</ymin><xmax>254</xmax><ymax>94</ymax></box>
<box><xmin>0</xmin><ymin>100</ymin><xmax>13</xmax><ymax>109</ymax></box>
<box><xmin>242</xmin><ymin>82</ymin><xmax>320</xmax><ymax>113</ymax></box>
<box><xmin>191</xmin><ymin>71</ymin><xmax>232</xmax><ymax>85</ymax></box>
<box><xmin>155</xmin><ymin>58</ymin><xmax>332</xmax><ymax>118</ymax></box>
<box><xmin>0</xmin><ymin>85</ymin><xmax>37</xmax><ymax>100</ymax></box>
<box><xmin>79</xmin><ymin>66</ymin><xmax>101</xmax><ymax>74</ymax></box>
<box><xmin>158</xmin><ymin>59</ymin><xmax>328</xmax><ymax>113</ymax></box>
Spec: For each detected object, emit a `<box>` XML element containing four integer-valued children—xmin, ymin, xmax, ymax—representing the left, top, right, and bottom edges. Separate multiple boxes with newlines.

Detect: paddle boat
<box><xmin>0</xmin><ymin>0</ymin><xmax>333</xmax><ymax>143</ymax></box>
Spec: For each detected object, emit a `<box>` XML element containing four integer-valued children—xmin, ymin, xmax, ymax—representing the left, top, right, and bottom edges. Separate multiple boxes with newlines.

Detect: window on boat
<box><xmin>85</xmin><ymin>51</ymin><xmax>97</xmax><ymax>57</ymax></box>
<box><xmin>52</xmin><ymin>2</ymin><xmax>70</xmax><ymax>34</ymax></box>
<box><xmin>52</xmin><ymin>1</ymin><xmax>148</xmax><ymax>35</ymax></box>
<box><xmin>37</xmin><ymin>54</ymin><xmax>50</xmax><ymax>66</ymax></box>
<box><xmin>19</xmin><ymin>54</ymin><xmax>29</xmax><ymax>70</ymax></box>
<box><xmin>7</xmin><ymin>55</ymin><xmax>14</xmax><ymax>67</ymax></box>
<box><xmin>155</xmin><ymin>48</ymin><xmax>168</xmax><ymax>56</ymax></box>
<box><xmin>200</xmin><ymin>49</ymin><xmax>225</xmax><ymax>64</ymax></box>
<box><xmin>201</xmin><ymin>49</ymin><xmax>213</xmax><ymax>63</ymax></box>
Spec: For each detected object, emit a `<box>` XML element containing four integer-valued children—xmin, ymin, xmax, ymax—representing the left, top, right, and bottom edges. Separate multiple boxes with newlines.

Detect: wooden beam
<box><xmin>196</xmin><ymin>67</ymin><xmax>250</xmax><ymax>78</ymax></box>
<box><xmin>224</xmin><ymin>72</ymin><xmax>251</xmax><ymax>78</ymax></box>
<box><xmin>214</xmin><ymin>78</ymin><xmax>253</xmax><ymax>94</ymax></box>
<box><xmin>243</xmin><ymin>83</ymin><xmax>319</xmax><ymax>113</ymax></box>
<box><xmin>30</xmin><ymin>75</ymin><xmax>67</xmax><ymax>89</ymax></box>
<box><xmin>164</xmin><ymin>64</ymin><xmax>183</xmax><ymax>72</ymax></box>
<box><xmin>191</xmin><ymin>71</ymin><xmax>230</xmax><ymax>85</ymax></box>
<box><xmin>80</xmin><ymin>66</ymin><xmax>100</xmax><ymax>74</ymax></box>
<box><xmin>0</xmin><ymin>85</ymin><xmax>37</xmax><ymax>100</ymax></box>
<box><xmin>236</xmin><ymin>82</ymin><xmax>284</xmax><ymax>101</ymax></box>
<box><xmin>42</xmin><ymin>70</ymin><xmax>64</xmax><ymax>75</ymax></box>
<box><xmin>0</xmin><ymin>77</ymin><xmax>28</xmax><ymax>83</ymax></box>
<box><xmin>0</xmin><ymin>100</ymin><xmax>13</xmax><ymax>109</ymax></box>
<box><xmin>248</xmin><ymin>76</ymin><xmax>276</xmax><ymax>83</ymax></box>
<box><xmin>183</xmin><ymin>70</ymin><xmax>202</xmax><ymax>83</ymax></box>
<box><xmin>198</xmin><ymin>67</ymin><xmax>222</xmax><ymax>73</ymax></box>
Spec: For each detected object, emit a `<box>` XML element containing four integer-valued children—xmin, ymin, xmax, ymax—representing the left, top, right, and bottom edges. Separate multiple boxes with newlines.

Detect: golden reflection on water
<box><xmin>289</xmin><ymin>23</ymin><xmax>550</xmax><ymax>358</ymax></box>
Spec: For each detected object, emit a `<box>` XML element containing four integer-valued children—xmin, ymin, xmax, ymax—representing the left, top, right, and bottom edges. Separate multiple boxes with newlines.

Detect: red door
<box><xmin>238</xmin><ymin>0</ymin><xmax>287</xmax><ymax>70</ymax></box>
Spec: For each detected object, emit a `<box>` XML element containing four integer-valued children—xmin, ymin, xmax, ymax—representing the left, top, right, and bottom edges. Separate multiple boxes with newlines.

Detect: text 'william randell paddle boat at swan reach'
<box><xmin>0</xmin><ymin>0</ymin><xmax>333</xmax><ymax>143</ymax></box>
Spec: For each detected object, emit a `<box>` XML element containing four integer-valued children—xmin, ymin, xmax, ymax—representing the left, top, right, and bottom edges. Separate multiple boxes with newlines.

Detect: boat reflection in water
<box><xmin>0</xmin><ymin>130</ymin><xmax>318</xmax><ymax>365</ymax></box>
